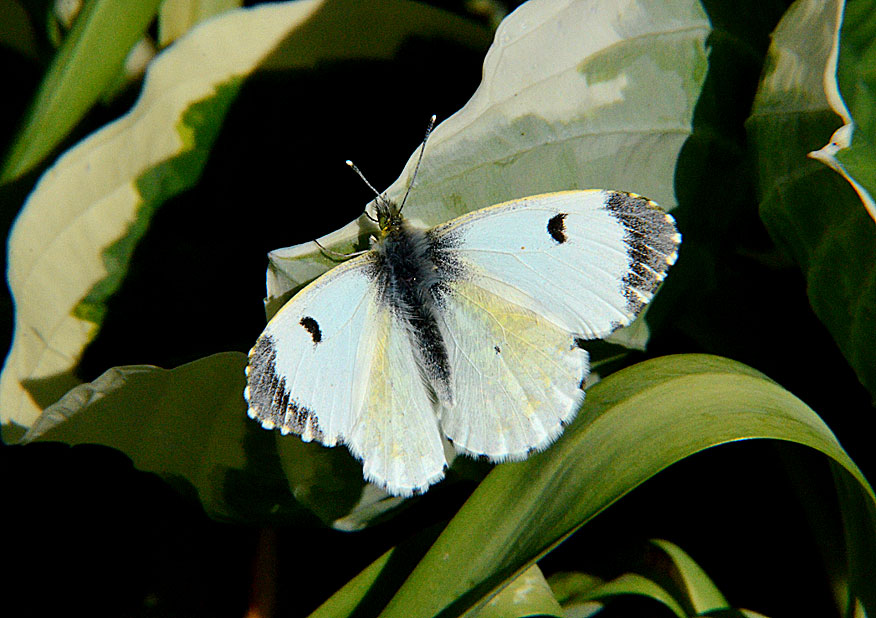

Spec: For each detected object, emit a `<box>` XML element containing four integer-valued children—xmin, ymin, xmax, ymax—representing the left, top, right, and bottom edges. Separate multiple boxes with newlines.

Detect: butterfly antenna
<box><xmin>346</xmin><ymin>159</ymin><xmax>382</xmax><ymax>222</ymax></box>
<box><xmin>398</xmin><ymin>114</ymin><xmax>436</xmax><ymax>215</ymax></box>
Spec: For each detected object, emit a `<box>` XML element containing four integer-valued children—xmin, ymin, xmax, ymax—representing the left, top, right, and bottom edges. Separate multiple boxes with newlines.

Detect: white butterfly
<box><xmin>245</xmin><ymin>133</ymin><xmax>680</xmax><ymax>497</ymax></box>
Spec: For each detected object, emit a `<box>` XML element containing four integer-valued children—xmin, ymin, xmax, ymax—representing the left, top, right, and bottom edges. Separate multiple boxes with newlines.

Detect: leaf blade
<box><xmin>22</xmin><ymin>352</ymin><xmax>302</xmax><ymax>522</ymax></box>
<box><xmin>747</xmin><ymin>0</ymin><xmax>876</xmax><ymax>399</ymax></box>
<box><xmin>376</xmin><ymin>354</ymin><xmax>875</xmax><ymax>618</ymax></box>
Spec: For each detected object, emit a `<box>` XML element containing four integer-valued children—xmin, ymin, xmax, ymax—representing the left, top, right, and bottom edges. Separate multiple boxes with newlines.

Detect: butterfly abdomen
<box><xmin>373</xmin><ymin>221</ymin><xmax>453</xmax><ymax>403</ymax></box>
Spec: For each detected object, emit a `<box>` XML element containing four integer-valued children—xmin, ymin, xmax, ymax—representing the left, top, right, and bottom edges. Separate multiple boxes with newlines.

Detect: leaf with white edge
<box><xmin>0</xmin><ymin>0</ymin><xmax>488</xmax><ymax>440</ymax></box>
<box><xmin>22</xmin><ymin>352</ymin><xmax>301</xmax><ymax>522</ymax></box>
<box><xmin>264</xmin><ymin>0</ymin><xmax>711</xmax><ymax>332</ymax></box>
<box><xmin>0</xmin><ymin>2</ymin><xmax>307</xmax><ymax>438</ymax></box>
<box><xmin>1</xmin><ymin>0</ymin><xmax>163</xmax><ymax>183</ymax></box>
<box><xmin>374</xmin><ymin>354</ymin><xmax>876</xmax><ymax>618</ymax></box>
<box><xmin>747</xmin><ymin>0</ymin><xmax>876</xmax><ymax>399</ymax></box>
<box><xmin>329</xmin><ymin>484</ymin><xmax>405</xmax><ymax>532</ymax></box>
<box><xmin>807</xmin><ymin>0</ymin><xmax>876</xmax><ymax>224</ymax></box>
<box><xmin>158</xmin><ymin>0</ymin><xmax>243</xmax><ymax>47</ymax></box>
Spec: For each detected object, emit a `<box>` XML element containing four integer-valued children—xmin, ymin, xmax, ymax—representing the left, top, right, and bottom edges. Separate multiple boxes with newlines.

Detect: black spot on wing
<box><xmin>494</xmin><ymin>345</ymin><xmax>501</xmax><ymax>354</ymax></box>
<box><xmin>547</xmin><ymin>213</ymin><xmax>568</xmax><ymax>243</ymax></box>
<box><xmin>299</xmin><ymin>316</ymin><xmax>322</xmax><ymax>343</ymax></box>
<box><xmin>605</xmin><ymin>192</ymin><xmax>680</xmax><ymax>315</ymax></box>
<box><xmin>245</xmin><ymin>334</ymin><xmax>324</xmax><ymax>442</ymax></box>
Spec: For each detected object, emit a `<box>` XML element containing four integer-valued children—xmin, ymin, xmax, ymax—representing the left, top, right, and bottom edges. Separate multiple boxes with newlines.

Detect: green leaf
<box><xmin>275</xmin><ymin>428</ymin><xmax>367</xmax><ymax>524</ymax></box>
<box><xmin>263</xmin><ymin>0</ymin><xmax>711</xmax><ymax>336</ymax></box>
<box><xmin>474</xmin><ymin>565</ymin><xmax>563</xmax><ymax>618</ymax></box>
<box><xmin>308</xmin><ymin>524</ymin><xmax>446</xmax><ymax>618</ymax></box>
<box><xmin>309</xmin><ymin>548</ymin><xmax>396</xmax><ymax>618</ymax></box>
<box><xmin>580</xmin><ymin>573</ymin><xmax>687</xmax><ymax>618</ymax></box>
<box><xmin>747</xmin><ymin>0</ymin><xmax>876</xmax><ymax>399</ymax></box>
<box><xmin>1</xmin><ymin>0</ymin><xmax>162</xmax><ymax>183</ymax></box>
<box><xmin>702</xmin><ymin>610</ymin><xmax>771</xmax><ymax>618</ymax></box>
<box><xmin>548</xmin><ymin>541</ymin><xmax>732</xmax><ymax>617</ymax></box>
<box><xmin>21</xmin><ymin>352</ymin><xmax>302</xmax><ymax>522</ymax></box>
<box><xmin>547</xmin><ymin>571</ymin><xmax>604</xmax><ymax>605</ymax></box>
<box><xmin>370</xmin><ymin>354</ymin><xmax>876</xmax><ymax>618</ymax></box>
<box><xmin>650</xmin><ymin>538</ymin><xmax>728</xmax><ymax>614</ymax></box>
<box><xmin>808</xmin><ymin>0</ymin><xmax>876</xmax><ymax>223</ymax></box>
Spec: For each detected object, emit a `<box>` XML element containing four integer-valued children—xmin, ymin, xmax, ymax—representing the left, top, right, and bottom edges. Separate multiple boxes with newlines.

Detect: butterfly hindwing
<box><xmin>349</xmin><ymin>303</ymin><xmax>447</xmax><ymax>495</ymax></box>
<box><xmin>435</xmin><ymin>277</ymin><xmax>587</xmax><ymax>460</ymax></box>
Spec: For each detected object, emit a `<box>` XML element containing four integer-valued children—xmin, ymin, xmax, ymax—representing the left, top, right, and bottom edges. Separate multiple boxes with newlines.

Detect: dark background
<box><xmin>2</xmin><ymin>1</ymin><xmax>871</xmax><ymax>616</ymax></box>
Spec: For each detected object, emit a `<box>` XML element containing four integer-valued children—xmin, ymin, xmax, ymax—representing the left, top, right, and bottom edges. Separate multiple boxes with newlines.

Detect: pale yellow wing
<box><xmin>347</xmin><ymin>302</ymin><xmax>447</xmax><ymax>496</ymax></box>
<box><xmin>437</xmin><ymin>277</ymin><xmax>587</xmax><ymax>460</ymax></box>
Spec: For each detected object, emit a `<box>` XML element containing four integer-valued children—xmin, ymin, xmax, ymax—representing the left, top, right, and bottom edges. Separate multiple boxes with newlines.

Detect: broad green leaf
<box><xmin>264</xmin><ymin>0</ymin><xmax>711</xmax><ymax>329</ymax></box>
<box><xmin>474</xmin><ymin>565</ymin><xmax>563</xmax><ymax>618</ymax></box>
<box><xmin>650</xmin><ymin>538</ymin><xmax>728</xmax><ymax>614</ymax></box>
<box><xmin>1</xmin><ymin>0</ymin><xmax>162</xmax><ymax>183</ymax></box>
<box><xmin>21</xmin><ymin>352</ymin><xmax>302</xmax><ymax>521</ymax></box>
<box><xmin>275</xmin><ymin>428</ymin><xmax>367</xmax><ymax>524</ymax></box>
<box><xmin>835</xmin><ymin>464</ymin><xmax>876</xmax><ymax>618</ymax></box>
<box><xmin>747</xmin><ymin>0</ymin><xmax>876</xmax><ymax>399</ymax></box>
<box><xmin>808</xmin><ymin>0</ymin><xmax>876</xmax><ymax>223</ymax></box>
<box><xmin>158</xmin><ymin>0</ymin><xmax>243</xmax><ymax>47</ymax></box>
<box><xmin>0</xmin><ymin>0</ymin><xmax>487</xmax><ymax>440</ymax></box>
<box><xmin>371</xmin><ymin>354</ymin><xmax>876</xmax><ymax>618</ymax></box>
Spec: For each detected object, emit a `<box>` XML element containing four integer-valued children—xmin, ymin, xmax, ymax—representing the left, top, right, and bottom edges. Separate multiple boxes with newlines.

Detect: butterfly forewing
<box><xmin>430</xmin><ymin>190</ymin><xmax>679</xmax><ymax>340</ymax></box>
<box><xmin>246</xmin><ymin>251</ymin><xmax>448</xmax><ymax>496</ymax></box>
<box><xmin>245</xmin><ymin>256</ymin><xmax>378</xmax><ymax>446</ymax></box>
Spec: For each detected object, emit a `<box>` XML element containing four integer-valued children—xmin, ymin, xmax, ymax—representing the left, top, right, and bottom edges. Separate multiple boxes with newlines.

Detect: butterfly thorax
<box><xmin>371</xmin><ymin>209</ymin><xmax>453</xmax><ymax>405</ymax></box>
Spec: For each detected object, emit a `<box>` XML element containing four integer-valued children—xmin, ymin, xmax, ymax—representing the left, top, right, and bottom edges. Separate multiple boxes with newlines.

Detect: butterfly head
<box><xmin>374</xmin><ymin>196</ymin><xmax>405</xmax><ymax>235</ymax></box>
